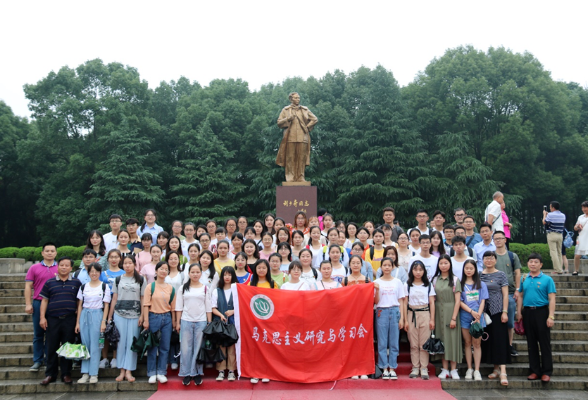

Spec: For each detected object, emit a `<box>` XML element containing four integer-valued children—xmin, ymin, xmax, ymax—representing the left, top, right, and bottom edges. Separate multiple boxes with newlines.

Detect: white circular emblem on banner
<box><xmin>250</xmin><ymin>294</ymin><xmax>275</xmax><ymax>320</ymax></box>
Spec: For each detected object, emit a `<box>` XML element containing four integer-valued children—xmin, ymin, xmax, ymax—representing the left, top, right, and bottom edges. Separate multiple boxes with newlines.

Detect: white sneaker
<box><xmin>438</xmin><ymin>369</ymin><xmax>450</xmax><ymax>379</ymax></box>
<box><xmin>421</xmin><ymin>368</ymin><xmax>429</xmax><ymax>380</ymax></box>
<box><xmin>77</xmin><ymin>374</ymin><xmax>89</xmax><ymax>384</ymax></box>
<box><xmin>171</xmin><ymin>363</ymin><xmax>178</xmax><ymax>370</ymax></box>
<box><xmin>382</xmin><ymin>369</ymin><xmax>390</xmax><ymax>380</ymax></box>
<box><xmin>149</xmin><ymin>375</ymin><xmax>157</xmax><ymax>384</ymax></box>
<box><xmin>228</xmin><ymin>371</ymin><xmax>236</xmax><ymax>381</ymax></box>
<box><xmin>474</xmin><ymin>370</ymin><xmax>482</xmax><ymax>381</ymax></box>
<box><xmin>89</xmin><ymin>376</ymin><xmax>98</xmax><ymax>384</ymax></box>
<box><xmin>216</xmin><ymin>371</ymin><xmax>225</xmax><ymax>381</ymax></box>
<box><xmin>156</xmin><ymin>374</ymin><xmax>168</xmax><ymax>383</ymax></box>
<box><xmin>351</xmin><ymin>376</ymin><xmax>359</xmax><ymax>379</ymax></box>
<box><xmin>261</xmin><ymin>378</ymin><xmax>270</xmax><ymax>383</ymax></box>
<box><xmin>409</xmin><ymin>368</ymin><xmax>420</xmax><ymax>378</ymax></box>
<box><xmin>110</xmin><ymin>358</ymin><xmax>117</xmax><ymax>369</ymax></box>
<box><xmin>360</xmin><ymin>375</ymin><xmax>369</xmax><ymax>380</ymax></box>
<box><xmin>389</xmin><ymin>369</ymin><xmax>397</xmax><ymax>380</ymax></box>
<box><xmin>450</xmin><ymin>369</ymin><xmax>460</xmax><ymax>380</ymax></box>
<box><xmin>250</xmin><ymin>378</ymin><xmax>259</xmax><ymax>384</ymax></box>
<box><xmin>98</xmin><ymin>358</ymin><xmax>109</xmax><ymax>369</ymax></box>
<box><xmin>465</xmin><ymin>368</ymin><xmax>473</xmax><ymax>380</ymax></box>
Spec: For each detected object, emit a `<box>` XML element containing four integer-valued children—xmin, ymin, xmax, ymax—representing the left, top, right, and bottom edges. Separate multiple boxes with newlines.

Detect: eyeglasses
<box><xmin>494</xmin><ymin>237</ymin><xmax>506</xmax><ymax>241</ymax></box>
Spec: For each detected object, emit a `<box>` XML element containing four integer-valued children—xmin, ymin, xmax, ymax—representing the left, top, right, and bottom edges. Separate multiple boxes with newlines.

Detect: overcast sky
<box><xmin>1</xmin><ymin>0</ymin><xmax>586</xmax><ymax>119</ymax></box>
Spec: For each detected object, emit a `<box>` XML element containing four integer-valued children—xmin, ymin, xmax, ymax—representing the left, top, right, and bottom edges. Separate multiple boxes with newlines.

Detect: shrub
<box><xmin>566</xmin><ymin>246</ymin><xmax>576</xmax><ymax>259</ymax></box>
<box><xmin>509</xmin><ymin>243</ymin><xmax>531</xmax><ymax>267</ymax></box>
<box><xmin>57</xmin><ymin>246</ymin><xmax>79</xmax><ymax>260</ymax></box>
<box><xmin>33</xmin><ymin>247</ymin><xmax>43</xmax><ymax>262</ymax></box>
<box><xmin>526</xmin><ymin>243</ymin><xmax>552</xmax><ymax>269</ymax></box>
<box><xmin>0</xmin><ymin>247</ymin><xmax>20</xmax><ymax>258</ymax></box>
<box><xmin>16</xmin><ymin>247</ymin><xmax>37</xmax><ymax>261</ymax></box>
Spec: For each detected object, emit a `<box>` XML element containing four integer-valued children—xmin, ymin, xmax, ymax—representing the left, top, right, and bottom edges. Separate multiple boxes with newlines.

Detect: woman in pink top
<box><xmin>136</xmin><ymin>233</ymin><xmax>154</xmax><ymax>272</ymax></box>
<box><xmin>500</xmin><ymin>201</ymin><xmax>513</xmax><ymax>250</ymax></box>
<box><xmin>140</xmin><ymin>245</ymin><xmax>162</xmax><ymax>284</ymax></box>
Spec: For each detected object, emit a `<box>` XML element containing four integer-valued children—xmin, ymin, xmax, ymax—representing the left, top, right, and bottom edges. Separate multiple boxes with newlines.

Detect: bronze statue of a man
<box><xmin>275</xmin><ymin>92</ymin><xmax>318</xmax><ymax>183</ymax></box>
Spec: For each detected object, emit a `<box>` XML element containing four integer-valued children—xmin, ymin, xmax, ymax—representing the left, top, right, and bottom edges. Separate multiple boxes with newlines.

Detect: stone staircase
<box><xmin>0</xmin><ymin>272</ymin><xmax>156</xmax><ymax>394</ymax></box>
<box><xmin>439</xmin><ymin>274</ymin><xmax>588</xmax><ymax>390</ymax></box>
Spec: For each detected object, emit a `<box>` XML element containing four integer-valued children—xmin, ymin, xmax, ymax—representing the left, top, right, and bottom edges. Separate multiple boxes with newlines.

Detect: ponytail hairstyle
<box><xmin>249</xmin><ymin>259</ymin><xmax>275</xmax><ymax>288</ymax></box>
<box><xmin>122</xmin><ymin>254</ymin><xmax>142</xmax><ymax>284</ymax></box>
<box><xmin>242</xmin><ymin>239</ymin><xmax>260</xmax><ymax>259</ymax></box>
<box><xmin>166</xmin><ymin>235</ymin><xmax>184</xmax><ymax>256</ymax></box>
<box><xmin>165</xmin><ymin>250</ymin><xmax>181</xmax><ymax>272</ymax></box>
<box><xmin>182</xmin><ymin>263</ymin><xmax>202</xmax><ymax>293</ymax></box>
<box><xmin>291</xmin><ymin>230</ymin><xmax>305</xmax><ymax>245</ymax></box>
<box><xmin>277</xmin><ymin>242</ymin><xmax>292</xmax><ymax>262</ymax></box>
<box><xmin>252</xmin><ymin>219</ymin><xmax>265</xmax><ymax>236</ymax></box>
<box><xmin>263</xmin><ymin>213</ymin><xmax>276</xmax><ymax>235</ymax></box>
<box><xmin>407</xmin><ymin>260</ymin><xmax>430</xmax><ymax>288</ymax></box>
<box><xmin>106</xmin><ymin>249</ymin><xmax>123</xmax><ymax>269</ymax></box>
<box><xmin>349</xmin><ymin>254</ymin><xmax>363</xmax><ymax>268</ymax></box>
<box><xmin>218</xmin><ymin>266</ymin><xmax>238</xmax><ymax>288</ymax></box>
<box><xmin>261</xmin><ymin>231</ymin><xmax>274</xmax><ymax>247</ymax></box>
<box><xmin>328</xmin><ymin>243</ymin><xmax>342</xmax><ymax>262</ymax></box>
<box><xmin>433</xmin><ymin>254</ymin><xmax>455</xmax><ymax>288</ymax></box>
<box><xmin>298</xmin><ymin>248</ymin><xmax>313</xmax><ymax>266</ymax></box>
<box><xmin>276</xmin><ymin>227</ymin><xmax>292</xmax><ymax>245</ymax></box>
<box><xmin>429</xmin><ymin>230</ymin><xmax>446</xmax><ymax>256</ymax></box>
<box><xmin>461</xmin><ymin>259</ymin><xmax>482</xmax><ymax>290</ymax></box>
<box><xmin>307</xmin><ymin>225</ymin><xmax>322</xmax><ymax>246</ymax></box>
<box><xmin>199</xmin><ymin>250</ymin><xmax>216</xmax><ymax>281</ymax></box>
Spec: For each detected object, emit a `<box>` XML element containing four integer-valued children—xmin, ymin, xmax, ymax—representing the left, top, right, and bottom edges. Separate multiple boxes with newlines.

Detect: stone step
<box><xmin>0</xmin><ymin>313</ymin><xmax>32</xmax><ymax>323</ymax></box>
<box><xmin>440</xmin><ymin>375</ymin><xmax>588</xmax><ymax>390</ymax></box>
<box><xmin>0</xmin><ymin>342</ymin><xmax>32</xmax><ymax>355</ymax></box>
<box><xmin>0</xmin><ymin>289</ymin><xmax>25</xmax><ymax>297</ymax></box>
<box><xmin>553</xmin><ymin>281</ymin><xmax>588</xmax><ymax>288</ymax></box>
<box><xmin>515</xmin><ymin>330</ymin><xmax>588</xmax><ymax>341</ymax></box>
<box><xmin>0</xmin><ymin>365</ymin><xmax>148</xmax><ymax>380</ymax></box>
<box><xmin>556</xmin><ymin>303</ymin><xmax>588</xmax><ymax>312</ymax></box>
<box><xmin>554</xmin><ymin>289</ymin><xmax>588</xmax><ymax>296</ymax></box>
<box><xmin>554</xmin><ymin>312</ymin><xmax>588</xmax><ymax>321</ymax></box>
<box><xmin>0</xmin><ymin>377</ymin><xmax>155</xmax><ymax>394</ymax></box>
<box><xmin>0</xmin><ymin>332</ymin><xmax>33</xmax><ymax>342</ymax></box>
<box><xmin>0</xmin><ymin>282</ymin><xmax>24</xmax><ymax>289</ymax></box>
<box><xmin>557</xmin><ymin>296</ymin><xmax>588</xmax><ymax>304</ymax></box>
<box><xmin>435</xmin><ymin>363</ymin><xmax>588</xmax><ymax>377</ymax></box>
<box><xmin>514</xmin><ymin>351</ymin><xmax>588</xmax><ymax>364</ymax></box>
<box><xmin>513</xmin><ymin>339</ymin><xmax>588</xmax><ymax>352</ymax></box>
<box><xmin>1</xmin><ymin>297</ymin><xmax>27</xmax><ymax>305</ymax></box>
<box><xmin>0</xmin><ymin>305</ymin><xmax>26</xmax><ymax>313</ymax></box>
<box><xmin>0</xmin><ymin>274</ymin><xmax>26</xmax><ymax>282</ymax></box>
<box><xmin>551</xmin><ymin>274</ymin><xmax>588</xmax><ymax>282</ymax></box>
<box><xmin>0</xmin><ymin>322</ymin><xmax>34</xmax><ymax>333</ymax></box>
<box><xmin>0</xmin><ymin>354</ymin><xmax>34</xmax><ymax>367</ymax></box>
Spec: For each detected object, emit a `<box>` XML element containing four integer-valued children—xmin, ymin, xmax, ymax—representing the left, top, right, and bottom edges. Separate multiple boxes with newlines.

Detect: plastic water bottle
<box><xmin>99</xmin><ymin>332</ymin><xmax>105</xmax><ymax>349</ymax></box>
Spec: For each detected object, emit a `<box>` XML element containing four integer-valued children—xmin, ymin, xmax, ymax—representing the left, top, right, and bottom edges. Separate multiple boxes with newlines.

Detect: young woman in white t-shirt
<box><xmin>396</xmin><ymin>232</ymin><xmax>413</xmax><ymax>273</ymax></box>
<box><xmin>403</xmin><ymin>260</ymin><xmax>436</xmax><ymax>380</ymax></box>
<box><xmin>298</xmin><ymin>248</ymin><xmax>320</xmax><ymax>286</ymax></box>
<box><xmin>281</xmin><ymin>261</ymin><xmax>312</xmax><ymax>290</ymax></box>
<box><xmin>374</xmin><ymin>257</ymin><xmax>406</xmax><ymax>380</ymax></box>
<box><xmin>317</xmin><ymin>260</ymin><xmax>341</xmax><ymax>290</ymax></box>
<box><xmin>291</xmin><ymin>230</ymin><xmax>305</xmax><ymax>259</ymax></box>
<box><xmin>328</xmin><ymin>244</ymin><xmax>348</xmax><ymax>284</ymax></box>
<box><xmin>307</xmin><ymin>226</ymin><xmax>324</xmax><ymax>269</ymax></box>
<box><xmin>176</xmin><ymin>264</ymin><xmax>212</xmax><ymax>386</ymax></box>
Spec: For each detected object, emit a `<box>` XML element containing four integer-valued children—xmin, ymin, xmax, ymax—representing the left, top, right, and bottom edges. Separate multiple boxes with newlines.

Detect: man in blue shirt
<box><xmin>473</xmin><ymin>222</ymin><xmax>495</xmax><ymax>271</ymax></box>
<box><xmin>543</xmin><ymin>201</ymin><xmax>566</xmax><ymax>274</ymax></box>
<box><xmin>72</xmin><ymin>249</ymin><xmax>109</xmax><ymax>284</ymax></box>
<box><xmin>516</xmin><ymin>252</ymin><xmax>556</xmax><ymax>383</ymax></box>
<box><xmin>39</xmin><ymin>257</ymin><xmax>82</xmax><ymax>385</ymax></box>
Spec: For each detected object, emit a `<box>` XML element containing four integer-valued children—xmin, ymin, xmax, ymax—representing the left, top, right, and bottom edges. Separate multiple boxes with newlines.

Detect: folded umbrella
<box><xmin>131</xmin><ymin>329</ymin><xmax>161</xmax><ymax>359</ymax></box>
<box><xmin>422</xmin><ymin>331</ymin><xmax>444</xmax><ymax>355</ymax></box>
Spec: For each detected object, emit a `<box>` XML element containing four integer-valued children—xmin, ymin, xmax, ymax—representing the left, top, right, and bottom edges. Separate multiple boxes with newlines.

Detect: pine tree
<box><xmin>86</xmin><ymin>117</ymin><xmax>165</xmax><ymax>229</ymax></box>
<box><xmin>170</xmin><ymin>120</ymin><xmax>246</xmax><ymax>222</ymax></box>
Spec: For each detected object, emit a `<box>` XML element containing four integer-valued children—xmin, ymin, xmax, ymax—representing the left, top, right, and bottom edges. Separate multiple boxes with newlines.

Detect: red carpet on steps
<box><xmin>148</xmin><ymin>346</ymin><xmax>457</xmax><ymax>400</ymax></box>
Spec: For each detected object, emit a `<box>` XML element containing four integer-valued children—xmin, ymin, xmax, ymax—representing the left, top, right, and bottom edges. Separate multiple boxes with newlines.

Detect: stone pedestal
<box><xmin>0</xmin><ymin>258</ymin><xmax>30</xmax><ymax>274</ymax></box>
<box><xmin>276</xmin><ymin>185</ymin><xmax>317</xmax><ymax>224</ymax></box>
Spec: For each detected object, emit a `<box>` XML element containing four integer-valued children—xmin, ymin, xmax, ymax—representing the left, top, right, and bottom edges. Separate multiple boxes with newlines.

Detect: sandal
<box><xmin>125</xmin><ymin>372</ymin><xmax>136</xmax><ymax>383</ymax></box>
<box><xmin>500</xmin><ymin>373</ymin><xmax>508</xmax><ymax>386</ymax></box>
<box><xmin>572</xmin><ymin>271</ymin><xmax>579</xmax><ymax>276</ymax></box>
<box><xmin>488</xmin><ymin>369</ymin><xmax>500</xmax><ymax>379</ymax></box>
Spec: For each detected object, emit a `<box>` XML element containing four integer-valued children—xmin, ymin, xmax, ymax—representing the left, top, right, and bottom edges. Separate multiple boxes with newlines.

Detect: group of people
<box><xmin>25</xmin><ymin>199</ymin><xmax>565</xmax><ymax>386</ymax></box>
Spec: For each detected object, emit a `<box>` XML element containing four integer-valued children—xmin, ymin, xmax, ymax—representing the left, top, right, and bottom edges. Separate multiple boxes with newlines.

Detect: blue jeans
<box><xmin>376</xmin><ymin>307</ymin><xmax>400</xmax><ymax>369</ymax></box>
<box><xmin>178</xmin><ymin>320</ymin><xmax>206</xmax><ymax>377</ymax></box>
<box><xmin>32</xmin><ymin>299</ymin><xmax>47</xmax><ymax>364</ymax></box>
<box><xmin>507</xmin><ymin>294</ymin><xmax>516</xmax><ymax>329</ymax></box>
<box><xmin>80</xmin><ymin>308</ymin><xmax>103</xmax><ymax>376</ymax></box>
<box><xmin>147</xmin><ymin>312</ymin><xmax>172</xmax><ymax>377</ymax></box>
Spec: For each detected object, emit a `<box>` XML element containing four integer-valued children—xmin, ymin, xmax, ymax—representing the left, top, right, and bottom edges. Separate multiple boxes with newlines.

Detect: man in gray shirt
<box><xmin>493</xmin><ymin>230</ymin><xmax>521</xmax><ymax>357</ymax></box>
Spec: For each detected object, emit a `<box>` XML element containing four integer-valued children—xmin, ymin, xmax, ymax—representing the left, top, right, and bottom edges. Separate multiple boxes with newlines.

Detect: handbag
<box><xmin>514</xmin><ymin>318</ymin><xmax>525</xmax><ymax>336</ymax></box>
<box><xmin>422</xmin><ymin>331</ymin><xmax>444</xmax><ymax>355</ymax></box>
<box><xmin>104</xmin><ymin>320</ymin><xmax>120</xmax><ymax>349</ymax></box>
<box><xmin>484</xmin><ymin>312</ymin><xmax>492</xmax><ymax>325</ymax></box>
<box><xmin>56</xmin><ymin>342</ymin><xmax>91</xmax><ymax>360</ymax></box>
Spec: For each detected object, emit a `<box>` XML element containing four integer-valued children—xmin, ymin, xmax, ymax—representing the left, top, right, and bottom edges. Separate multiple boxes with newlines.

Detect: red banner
<box><xmin>235</xmin><ymin>284</ymin><xmax>375</xmax><ymax>383</ymax></box>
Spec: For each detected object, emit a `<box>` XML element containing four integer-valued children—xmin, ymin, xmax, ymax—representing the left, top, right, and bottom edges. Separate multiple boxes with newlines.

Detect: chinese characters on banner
<box><xmin>234</xmin><ymin>284</ymin><xmax>375</xmax><ymax>383</ymax></box>
<box><xmin>276</xmin><ymin>186</ymin><xmax>317</xmax><ymax>224</ymax></box>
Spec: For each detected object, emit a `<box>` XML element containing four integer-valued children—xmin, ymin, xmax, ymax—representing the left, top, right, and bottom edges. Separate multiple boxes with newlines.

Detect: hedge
<box><xmin>0</xmin><ymin>245</ymin><xmax>85</xmax><ymax>262</ymax></box>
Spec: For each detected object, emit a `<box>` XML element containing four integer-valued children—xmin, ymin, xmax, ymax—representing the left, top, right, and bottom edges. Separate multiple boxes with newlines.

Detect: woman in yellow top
<box><xmin>248</xmin><ymin>259</ymin><xmax>276</xmax><ymax>290</ymax></box>
<box><xmin>143</xmin><ymin>261</ymin><xmax>177</xmax><ymax>384</ymax></box>
<box><xmin>214</xmin><ymin>240</ymin><xmax>236</xmax><ymax>274</ymax></box>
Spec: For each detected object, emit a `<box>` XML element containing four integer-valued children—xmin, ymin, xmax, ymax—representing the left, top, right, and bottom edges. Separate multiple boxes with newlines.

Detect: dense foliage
<box><xmin>1</xmin><ymin>45</ymin><xmax>587</xmax><ymax>246</ymax></box>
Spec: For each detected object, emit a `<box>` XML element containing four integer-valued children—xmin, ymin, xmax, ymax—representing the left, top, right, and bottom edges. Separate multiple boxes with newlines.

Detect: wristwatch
<box><xmin>502</xmin><ymin>310</ymin><xmax>508</xmax><ymax>313</ymax></box>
